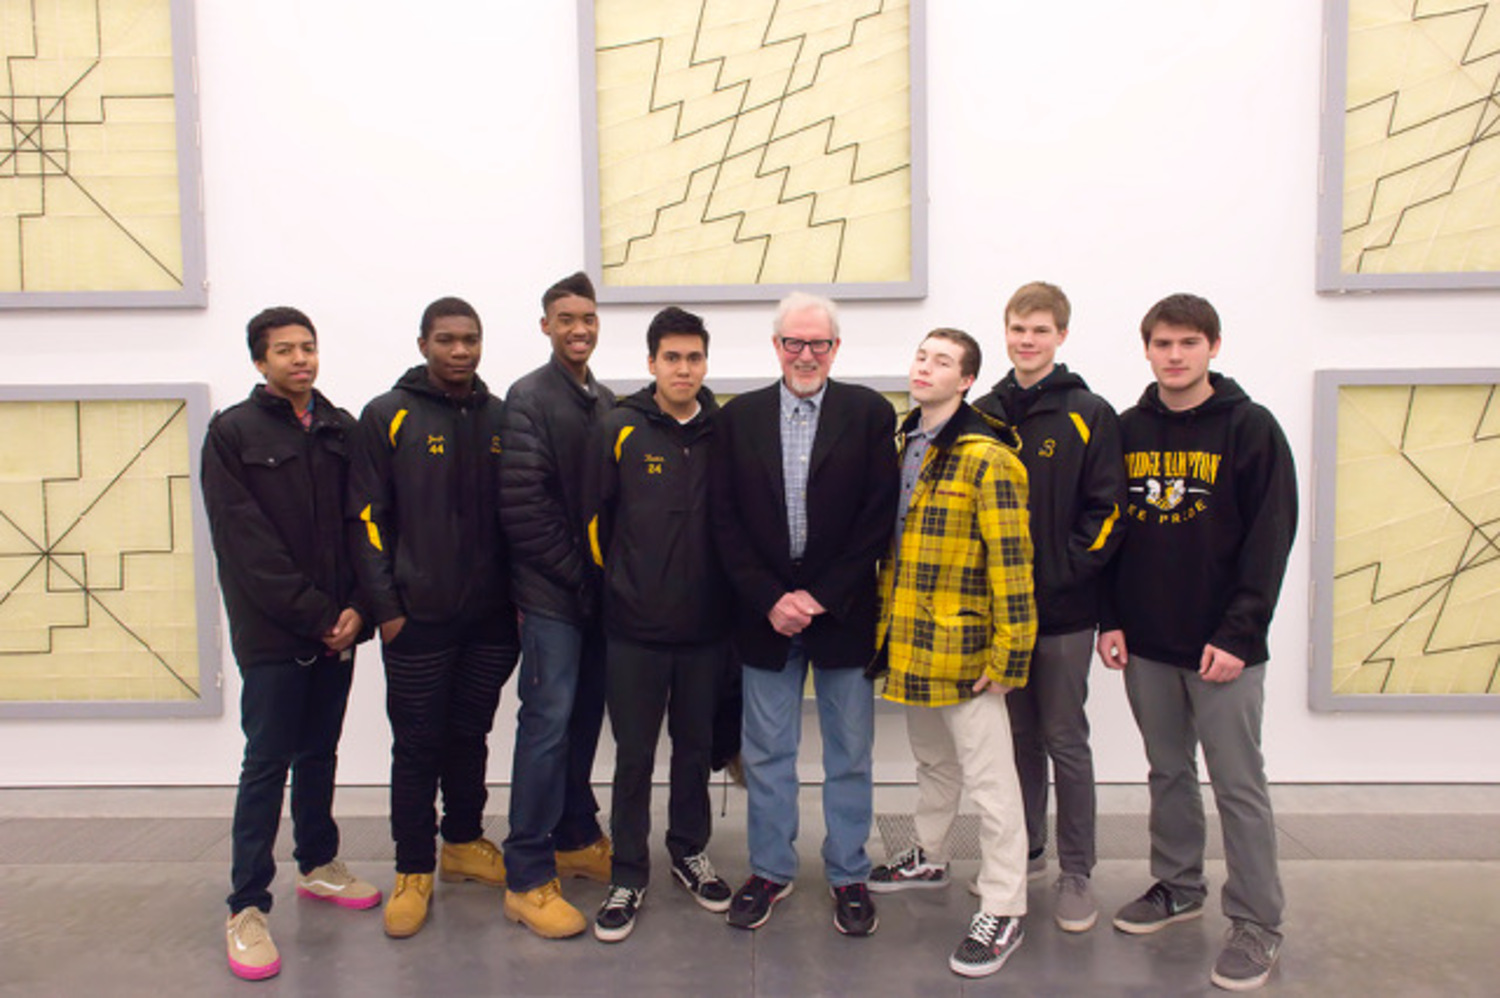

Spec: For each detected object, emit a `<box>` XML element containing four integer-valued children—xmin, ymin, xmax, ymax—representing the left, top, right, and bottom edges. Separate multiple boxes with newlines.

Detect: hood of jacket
<box><xmin>1136</xmin><ymin>372</ymin><xmax>1247</xmax><ymax>418</ymax></box>
<box><xmin>393</xmin><ymin>364</ymin><xmax>493</xmax><ymax>405</ymax></box>
<box><xmin>987</xmin><ymin>363</ymin><xmax>1091</xmax><ymax>420</ymax></box>
<box><xmin>619</xmin><ymin>383</ymin><xmax>720</xmax><ymax>423</ymax></box>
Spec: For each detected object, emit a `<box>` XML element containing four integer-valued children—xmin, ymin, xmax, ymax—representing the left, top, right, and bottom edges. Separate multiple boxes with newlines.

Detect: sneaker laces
<box><xmin>1142</xmin><ymin>880</ymin><xmax>1175</xmax><ymax>908</ymax></box>
<box><xmin>318</xmin><ymin>859</ymin><xmax>352</xmax><ymax>885</ymax></box>
<box><xmin>889</xmin><ymin>845</ymin><xmax>922</xmax><ymax>870</ymax></box>
<box><xmin>601</xmin><ymin>885</ymin><xmax>639</xmax><ymax>912</ymax></box>
<box><xmin>1226</xmin><ymin>920</ymin><xmax>1273</xmax><ymax>963</ymax></box>
<box><xmin>1056</xmin><ymin>873</ymin><xmax>1088</xmax><ymax>898</ymax></box>
<box><xmin>231</xmin><ymin>909</ymin><xmax>269</xmax><ymax>946</ymax></box>
<box><xmin>967</xmin><ymin>911</ymin><xmax>1003</xmax><ymax>945</ymax></box>
<box><xmin>681</xmin><ymin>852</ymin><xmax>718</xmax><ymax>884</ymax></box>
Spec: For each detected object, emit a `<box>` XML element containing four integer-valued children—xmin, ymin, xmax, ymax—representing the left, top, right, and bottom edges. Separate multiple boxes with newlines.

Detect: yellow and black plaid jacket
<box><xmin>876</xmin><ymin>404</ymin><xmax>1038</xmax><ymax>706</ymax></box>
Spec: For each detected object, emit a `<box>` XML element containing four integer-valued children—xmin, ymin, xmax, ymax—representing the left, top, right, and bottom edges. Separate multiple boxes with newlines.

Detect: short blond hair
<box><xmin>1005</xmin><ymin>281</ymin><xmax>1070</xmax><ymax>330</ymax></box>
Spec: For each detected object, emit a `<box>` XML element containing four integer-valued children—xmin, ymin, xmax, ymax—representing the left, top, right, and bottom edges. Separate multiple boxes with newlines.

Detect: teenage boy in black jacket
<box><xmin>349</xmin><ymin>296</ymin><xmax>520</xmax><ymax>940</ymax></box>
<box><xmin>1098</xmin><ymin>293</ymin><xmax>1296</xmax><ymax>992</ymax></box>
<box><xmin>499</xmin><ymin>271</ymin><xmax>616</xmax><ymax>939</ymax></box>
<box><xmin>203</xmin><ymin>307</ymin><xmax>378</xmax><ymax>982</ymax></box>
<box><xmin>973</xmin><ymin>282</ymin><xmax>1124</xmax><ymax>934</ymax></box>
<box><xmin>584</xmin><ymin>306</ymin><xmax>734</xmax><ymax>942</ymax></box>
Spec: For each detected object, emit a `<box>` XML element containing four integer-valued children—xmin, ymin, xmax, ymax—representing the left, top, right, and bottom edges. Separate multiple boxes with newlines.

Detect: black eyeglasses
<box><xmin>779</xmin><ymin>337</ymin><xmax>835</xmax><ymax>356</ymax></box>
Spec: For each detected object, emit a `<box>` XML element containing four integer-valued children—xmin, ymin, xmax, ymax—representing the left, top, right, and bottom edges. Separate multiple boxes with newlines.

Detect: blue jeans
<box><xmin>228</xmin><ymin>652</ymin><xmax>353</xmax><ymax>914</ymax></box>
<box><xmin>741</xmin><ymin>642</ymin><xmax>874</xmax><ymax>887</ymax></box>
<box><xmin>503</xmin><ymin>612</ymin><xmax>606</xmax><ymax>891</ymax></box>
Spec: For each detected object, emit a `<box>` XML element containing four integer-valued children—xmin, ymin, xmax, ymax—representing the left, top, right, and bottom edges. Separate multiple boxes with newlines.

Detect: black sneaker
<box><xmin>671</xmin><ymin>852</ymin><xmax>732</xmax><ymax>913</ymax></box>
<box><xmin>593</xmin><ymin>885</ymin><xmax>644</xmax><ymax>943</ymax></box>
<box><xmin>949</xmin><ymin>912</ymin><xmax>1023</xmax><ymax>977</ymax></box>
<box><xmin>726</xmin><ymin>875</ymin><xmax>793</xmax><ymax>930</ymax></box>
<box><xmin>869</xmin><ymin>845</ymin><xmax>950</xmax><ymax>893</ymax></box>
<box><xmin>1112</xmin><ymin>881</ymin><xmax>1205</xmax><ymax>935</ymax></box>
<box><xmin>830</xmin><ymin>882</ymin><xmax>878</xmax><ymax>936</ymax></box>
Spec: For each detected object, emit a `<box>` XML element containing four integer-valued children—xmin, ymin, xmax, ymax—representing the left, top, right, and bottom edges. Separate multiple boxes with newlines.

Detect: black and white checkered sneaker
<box><xmin>949</xmin><ymin>912</ymin><xmax>1023</xmax><ymax>978</ymax></box>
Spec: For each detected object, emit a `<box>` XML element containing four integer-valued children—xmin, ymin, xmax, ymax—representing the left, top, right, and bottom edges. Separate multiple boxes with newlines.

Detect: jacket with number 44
<box><xmin>348</xmin><ymin>365</ymin><xmax>509</xmax><ymax>626</ymax></box>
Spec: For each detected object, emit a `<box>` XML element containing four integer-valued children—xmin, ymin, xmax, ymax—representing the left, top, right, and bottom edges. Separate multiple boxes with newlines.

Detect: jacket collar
<box><xmin>900</xmin><ymin>401</ymin><xmax>1018</xmax><ymax>452</ymax></box>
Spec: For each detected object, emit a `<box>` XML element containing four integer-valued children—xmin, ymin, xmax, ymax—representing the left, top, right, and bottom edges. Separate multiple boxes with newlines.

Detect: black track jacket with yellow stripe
<box><xmin>974</xmin><ymin>364</ymin><xmax>1125</xmax><ymax>636</ymax></box>
<box><xmin>585</xmin><ymin>386</ymin><xmax>731</xmax><ymax>645</ymax></box>
<box><xmin>348</xmin><ymin>365</ymin><xmax>509</xmax><ymax>626</ymax></box>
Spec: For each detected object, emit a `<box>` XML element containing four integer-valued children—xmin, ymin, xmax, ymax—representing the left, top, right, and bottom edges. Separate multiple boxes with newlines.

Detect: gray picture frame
<box><xmin>0</xmin><ymin>382</ymin><xmax>221</xmax><ymax>719</ymax></box>
<box><xmin>1311</xmin><ymin>368</ymin><xmax>1500</xmax><ymax>711</ymax></box>
<box><xmin>0</xmin><ymin>0</ymin><xmax>207</xmax><ymax>309</ymax></box>
<box><xmin>1317</xmin><ymin>0</ymin><xmax>1500</xmax><ymax>292</ymax></box>
<box><xmin>578</xmin><ymin>0</ymin><xmax>928</xmax><ymax>303</ymax></box>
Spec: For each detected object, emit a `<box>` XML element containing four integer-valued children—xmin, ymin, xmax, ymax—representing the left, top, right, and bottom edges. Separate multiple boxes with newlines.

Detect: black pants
<box><xmin>383</xmin><ymin>614</ymin><xmax>519</xmax><ymax>873</ymax></box>
<box><xmin>710</xmin><ymin>652</ymin><xmax>742</xmax><ymax>771</ymax></box>
<box><xmin>228</xmin><ymin>652</ymin><xmax>354</xmax><ymax>914</ymax></box>
<box><xmin>605</xmin><ymin>636</ymin><xmax>724</xmax><ymax>888</ymax></box>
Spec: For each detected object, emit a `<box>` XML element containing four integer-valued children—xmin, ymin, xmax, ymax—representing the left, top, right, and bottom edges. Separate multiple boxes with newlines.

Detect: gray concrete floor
<box><xmin>2</xmin><ymin>784</ymin><xmax>1498</xmax><ymax>997</ymax></box>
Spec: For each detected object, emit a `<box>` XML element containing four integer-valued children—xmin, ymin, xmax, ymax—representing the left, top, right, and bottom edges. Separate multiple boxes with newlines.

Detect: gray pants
<box><xmin>1007</xmin><ymin>629</ymin><xmax>1096</xmax><ymax>875</ymax></box>
<box><xmin>1124</xmin><ymin>655</ymin><xmax>1283</xmax><ymax>930</ymax></box>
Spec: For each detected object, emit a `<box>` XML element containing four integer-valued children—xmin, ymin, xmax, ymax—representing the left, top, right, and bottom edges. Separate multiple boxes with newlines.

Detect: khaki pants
<box><xmin>905</xmin><ymin>692</ymin><xmax>1028</xmax><ymax>916</ymax></box>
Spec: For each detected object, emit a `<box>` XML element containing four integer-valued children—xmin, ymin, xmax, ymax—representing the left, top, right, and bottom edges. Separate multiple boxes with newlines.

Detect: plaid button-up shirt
<box><xmin>779</xmin><ymin>380</ymin><xmax>825</xmax><ymax>560</ymax></box>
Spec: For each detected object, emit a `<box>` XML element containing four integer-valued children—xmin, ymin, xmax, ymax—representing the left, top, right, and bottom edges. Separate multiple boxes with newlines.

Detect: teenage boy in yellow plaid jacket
<box><xmin>869</xmin><ymin>328</ymin><xmax>1037</xmax><ymax>979</ymax></box>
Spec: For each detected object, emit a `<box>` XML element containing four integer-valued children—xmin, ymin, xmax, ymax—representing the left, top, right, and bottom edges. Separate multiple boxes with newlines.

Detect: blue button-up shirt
<box><xmin>897</xmin><ymin>416</ymin><xmax>948</xmax><ymax>538</ymax></box>
<box><xmin>779</xmin><ymin>380</ymin><xmax>825</xmax><ymax>560</ymax></box>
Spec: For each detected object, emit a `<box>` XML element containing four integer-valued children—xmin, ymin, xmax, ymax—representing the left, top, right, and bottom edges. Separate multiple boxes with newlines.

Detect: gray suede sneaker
<box><xmin>1210</xmin><ymin>919</ymin><xmax>1282</xmax><ymax>991</ymax></box>
<box><xmin>1053</xmin><ymin>873</ymin><xmax>1097</xmax><ymax>932</ymax></box>
<box><xmin>1112</xmin><ymin>881</ymin><xmax>1204</xmax><ymax>934</ymax></box>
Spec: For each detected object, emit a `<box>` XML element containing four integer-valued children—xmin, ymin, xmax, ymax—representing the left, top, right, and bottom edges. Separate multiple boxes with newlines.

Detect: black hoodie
<box><xmin>348</xmin><ymin>365</ymin><xmax>509</xmax><ymax>626</ymax></box>
<box><xmin>584</xmin><ymin>385</ymin><xmax>731</xmax><ymax>645</ymax></box>
<box><xmin>974</xmin><ymin>364</ymin><xmax>1126</xmax><ymax>635</ymax></box>
<box><xmin>1100</xmin><ymin>373</ymin><xmax>1297</xmax><ymax>669</ymax></box>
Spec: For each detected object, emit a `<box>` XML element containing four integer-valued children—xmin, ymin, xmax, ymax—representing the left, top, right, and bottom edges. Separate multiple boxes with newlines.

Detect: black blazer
<box><xmin>710</xmin><ymin>378</ymin><xmax>898</xmax><ymax>670</ymax></box>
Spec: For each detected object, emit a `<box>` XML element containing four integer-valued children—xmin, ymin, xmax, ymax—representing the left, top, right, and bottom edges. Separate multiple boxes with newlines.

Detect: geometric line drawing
<box><xmin>579</xmin><ymin>0</ymin><xmax>927</xmax><ymax>302</ymax></box>
<box><xmin>1318</xmin><ymin>0</ymin><xmax>1500</xmax><ymax>290</ymax></box>
<box><xmin>1311</xmin><ymin>369</ymin><xmax>1500</xmax><ymax>710</ymax></box>
<box><xmin>0</xmin><ymin>0</ymin><xmax>206</xmax><ymax>308</ymax></box>
<box><xmin>0</xmin><ymin>384</ymin><xmax>220</xmax><ymax>718</ymax></box>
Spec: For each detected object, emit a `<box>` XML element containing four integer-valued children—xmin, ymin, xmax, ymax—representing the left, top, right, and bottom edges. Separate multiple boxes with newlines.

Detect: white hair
<box><xmin>773</xmin><ymin>291</ymin><xmax>840</xmax><ymax>339</ymax></box>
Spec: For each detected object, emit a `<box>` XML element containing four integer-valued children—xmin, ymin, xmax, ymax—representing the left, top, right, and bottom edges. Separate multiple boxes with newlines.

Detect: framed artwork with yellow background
<box><xmin>578</xmin><ymin>0</ymin><xmax>926</xmax><ymax>303</ymax></box>
<box><xmin>0</xmin><ymin>384</ymin><xmax>220</xmax><ymax>718</ymax></box>
<box><xmin>0</xmin><ymin>0</ymin><xmax>206</xmax><ymax>308</ymax></box>
<box><xmin>1311</xmin><ymin>369</ymin><xmax>1500</xmax><ymax>710</ymax></box>
<box><xmin>1319</xmin><ymin>0</ymin><xmax>1500</xmax><ymax>290</ymax></box>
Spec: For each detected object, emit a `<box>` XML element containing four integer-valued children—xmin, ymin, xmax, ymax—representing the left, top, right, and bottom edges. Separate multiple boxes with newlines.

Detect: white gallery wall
<box><xmin>1</xmin><ymin>1</ymin><xmax>1497</xmax><ymax>786</ymax></box>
